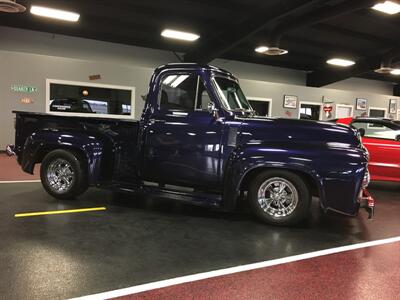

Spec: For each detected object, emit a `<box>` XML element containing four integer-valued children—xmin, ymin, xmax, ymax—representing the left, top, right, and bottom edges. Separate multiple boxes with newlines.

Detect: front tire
<box><xmin>40</xmin><ymin>149</ymin><xmax>88</xmax><ymax>200</ymax></box>
<box><xmin>248</xmin><ymin>170</ymin><xmax>311</xmax><ymax>226</ymax></box>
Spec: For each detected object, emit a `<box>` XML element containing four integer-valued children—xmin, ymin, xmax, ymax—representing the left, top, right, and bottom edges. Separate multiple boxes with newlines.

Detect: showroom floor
<box><xmin>0</xmin><ymin>154</ymin><xmax>399</xmax><ymax>299</ymax></box>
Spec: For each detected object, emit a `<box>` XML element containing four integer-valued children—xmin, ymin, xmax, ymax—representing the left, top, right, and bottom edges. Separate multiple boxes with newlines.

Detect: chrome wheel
<box><xmin>46</xmin><ymin>159</ymin><xmax>75</xmax><ymax>193</ymax></box>
<box><xmin>257</xmin><ymin>177</ymin><xmax>298</xmax><ymax>218</ymax></box>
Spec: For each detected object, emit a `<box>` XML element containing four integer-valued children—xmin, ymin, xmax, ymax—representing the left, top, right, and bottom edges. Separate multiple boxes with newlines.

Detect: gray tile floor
<box><xmin>0</xmin><ymin>181</ymin><xmax>399</xmax><ymax>299</ymax></box>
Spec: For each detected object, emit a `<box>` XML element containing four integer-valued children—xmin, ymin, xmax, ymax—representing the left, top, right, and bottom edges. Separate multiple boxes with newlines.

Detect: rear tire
<box><xmin>40</xmin><ymin>149</ymin><xmax>88</xmax><ymax>200</ymax></box>
<box><xmin>248</xmin><ymin>170</ymin><xmax>311</xmax><ymax>226</ymax></box>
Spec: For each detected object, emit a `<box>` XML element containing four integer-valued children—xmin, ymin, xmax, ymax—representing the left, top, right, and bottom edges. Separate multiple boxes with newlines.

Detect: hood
<box><xmin>237</xmin><ymin>117</ymin><xmax>362</xmax><ymax>149</ymax></box>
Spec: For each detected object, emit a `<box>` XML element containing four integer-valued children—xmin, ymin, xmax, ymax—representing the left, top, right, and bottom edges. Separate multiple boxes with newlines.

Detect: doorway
<box><xmin>299</xmin><ymin>102</ymin><xmax>322</xmax><ymax>120</ymax></box>
<box><xmin>248</xmin><ymin>97</ymin><xmax>272</xmax><ymax>117</ymax></box>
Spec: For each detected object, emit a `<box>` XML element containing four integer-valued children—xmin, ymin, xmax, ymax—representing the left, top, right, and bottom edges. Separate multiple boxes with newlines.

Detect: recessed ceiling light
<box><xmin>255</xmin><ymin>46</ymin><xmax>288</xmax><ymax>56</ymax></box>
<box><xmin>255</xmin><ymin>46</ymin><xmax>269</xmax><ymax>53</ymax></box>
<box><xmin>30</xmin><ymin>5</ymin><xmax>80</xmax><ymax>22</ymax></box>
<box><xmin>372</xmin><ymin>1</ymin><xmax>400</xmax><ymax>15</ymax></box>
<box><xmin>390</xmin><ymin>69</ymin><xmax>400</xmax><ymax>75</ymax></box>
<box><xmin>327</xmin><ymin>58</ymin><xmax>356</xmax><ymax>67</ymax></box>
<box><xmin>161</xmin><ymin>29</ymin><xmax>200</xmax><ymax>42</ymax></box>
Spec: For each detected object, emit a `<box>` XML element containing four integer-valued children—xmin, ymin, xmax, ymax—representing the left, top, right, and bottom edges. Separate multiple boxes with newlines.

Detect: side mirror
<box><xmin>207</xmin><ymin>102</ymin><xmax>218</xmax><ymax>117</ymax></box>
<box><xmin>358</xmin><ymin>128</ymin><xmax>366</xmax><ymax>137</ymax></box>
<box><xmin>395</xmin><ymin>134</ymin><xmax>400</xmax><ymax>142</ymax></box>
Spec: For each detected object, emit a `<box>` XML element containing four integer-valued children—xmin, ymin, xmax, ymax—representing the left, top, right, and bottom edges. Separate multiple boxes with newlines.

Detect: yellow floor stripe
<box><xmin>14</xmin><ymin>207</ymin><xmax>107</xmax><ymax>218</ymax></box>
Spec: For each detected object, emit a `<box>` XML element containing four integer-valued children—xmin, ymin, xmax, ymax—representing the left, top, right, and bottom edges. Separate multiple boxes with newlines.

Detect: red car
<box><xmin>336</xmin><ymin>117</ymin><xmax>400</xmax><ymax>182</ymax></box>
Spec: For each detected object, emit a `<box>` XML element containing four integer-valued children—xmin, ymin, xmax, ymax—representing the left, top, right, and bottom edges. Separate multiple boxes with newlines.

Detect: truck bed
<box><xmin>13</xmin><ymin>111</ymin><xmax>140</xmax><ymax>184</ymax></box>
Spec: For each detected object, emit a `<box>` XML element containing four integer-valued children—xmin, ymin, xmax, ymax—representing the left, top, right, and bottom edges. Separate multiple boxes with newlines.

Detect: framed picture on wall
<box><xmin>283</xmin><ymin>95</ymin><xmax>298</xmax><ymax>109</ymax></box>
<box><xmin>356</xmin><ymin>98</ymin><xmax>367</xmax><ymax>111</ymax></box>
<box><xmin>389</xmin><ymin>99</ymin><xmax>397</xmax><ymax>114</ymax></box>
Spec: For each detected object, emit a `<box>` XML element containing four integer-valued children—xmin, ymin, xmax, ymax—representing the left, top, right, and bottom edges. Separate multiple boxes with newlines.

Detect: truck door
<box><xmin>142</xmin><ymin>71</ymin><xmax>223</xmax><ymax>191</ymax></box>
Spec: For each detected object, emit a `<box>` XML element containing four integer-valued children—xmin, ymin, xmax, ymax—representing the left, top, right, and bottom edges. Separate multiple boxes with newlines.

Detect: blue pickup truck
<box><xmin>12</xmin><ymin>63</ymin><xmax>372</xmax><ymax>225</ymax></box>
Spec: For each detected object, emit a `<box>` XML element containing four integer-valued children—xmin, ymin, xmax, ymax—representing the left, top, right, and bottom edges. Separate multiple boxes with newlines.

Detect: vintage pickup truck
<box><xmin>12</xmin><ymin>63</ymin><xmax>373</xmax><ymax>225</ymax></box>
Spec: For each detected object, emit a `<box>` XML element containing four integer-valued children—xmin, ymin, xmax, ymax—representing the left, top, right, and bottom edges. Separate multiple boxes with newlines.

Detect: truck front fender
<box><xmin>222</xmin><ymin>142</ymin><xmax>368</xmax><ymax>216</ymax></box>
<box><xmin>20</xmin><ymin>130</ymin><xmax>103</xmax><ymax>185</ymax></box>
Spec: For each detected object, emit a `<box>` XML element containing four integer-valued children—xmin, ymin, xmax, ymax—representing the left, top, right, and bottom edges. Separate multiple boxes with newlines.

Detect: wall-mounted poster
<box><xmin>283</xmin><ymin>95</ymin><xmax>298</xmax><ymax>109</ymax></box>
<box><xmin>389</xmin><ymin>99</ymin><xmax>397</xmax><ymax>114</ymax></box>
<box><xmin>356</xmin><ymin>98</ymin><xmax>367</xmax><ymax>111</ymax></box>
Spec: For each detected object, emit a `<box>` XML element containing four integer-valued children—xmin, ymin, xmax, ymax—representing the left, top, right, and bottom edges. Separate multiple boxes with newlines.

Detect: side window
<box><xmin>352</xmin><ymin>122</ymin><xmax>399</xmax><ymax>140</ymax></box>
<box><xmin>159</xmin><ymin>73</ymin><xmax>198</xmax><ymax>111</ymax></box>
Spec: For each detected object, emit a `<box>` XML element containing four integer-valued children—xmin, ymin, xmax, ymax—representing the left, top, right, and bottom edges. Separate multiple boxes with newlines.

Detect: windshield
<box><xmin>213</xmin><ymin>77</ymin><xmax>252</xmax><ymax>111</ymax></box>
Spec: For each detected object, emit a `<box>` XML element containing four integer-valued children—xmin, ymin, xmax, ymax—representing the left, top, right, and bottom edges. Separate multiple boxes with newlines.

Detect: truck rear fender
<box><xmin>21</xmin><ymin>130</ymin><xmax>104</xmax><ymax>185</ymax></box>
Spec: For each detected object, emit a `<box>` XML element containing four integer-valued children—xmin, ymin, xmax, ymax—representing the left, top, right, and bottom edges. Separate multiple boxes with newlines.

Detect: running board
<box><xmin>143</xmin><ymin>185</ymin><xmax>221</xmax><ymax>207</ymax></box>
<box><xmin>107</xmin><ymin>181</ymin><xmax>222</xmax><ymax>208</ymax></box>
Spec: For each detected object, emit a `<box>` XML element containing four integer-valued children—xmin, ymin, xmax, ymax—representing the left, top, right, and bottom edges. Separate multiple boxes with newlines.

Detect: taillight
<box><xmin>362</xmin><ymin>169</ymin><xmax>370</xmax><ymax>189</ymax></box>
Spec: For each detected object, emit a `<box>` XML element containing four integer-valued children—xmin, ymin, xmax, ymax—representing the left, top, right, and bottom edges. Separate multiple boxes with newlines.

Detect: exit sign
<box><xmin>11</xmin><ymin>84</ymin><xmax>38</xmax><ymax>93</ymax></box>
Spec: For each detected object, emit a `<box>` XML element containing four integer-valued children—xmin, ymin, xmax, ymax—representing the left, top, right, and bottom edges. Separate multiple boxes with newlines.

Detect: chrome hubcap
<box><xmin>257</xmin><ymin>177</ymin><xmax>298</xmax><ymax>218</ymax></box>
<box><xmin>47</xmin><ymin>159</ymin><xmax>75</xmax><ymax>193</ymax></box>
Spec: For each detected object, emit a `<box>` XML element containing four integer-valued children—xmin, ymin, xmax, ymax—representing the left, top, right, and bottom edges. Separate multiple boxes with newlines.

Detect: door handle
<box><xmin>149</xmin><ymin>118</ymin><xmax>166</xmax><ymax>125</ymax></box>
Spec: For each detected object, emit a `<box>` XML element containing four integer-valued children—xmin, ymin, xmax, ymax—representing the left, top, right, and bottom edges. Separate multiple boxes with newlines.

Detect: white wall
<box><xmin>0</xmin><ymin>26</ymin><xmax>178</xmax><ymax>69</ymax></box>
<box><xmin>325</xmin><ymin>78</ymin><xmax>394</xmax><ymax>95</ymax></box>
<box><xmin>239</xmin><ymin>78</ymin><xmax>399</xmax><ymax>121</ymax></box>
<box><xmin>0</xmin><ymin>26</ymin><xmax>399</xmax><ymax>149</ymax></box>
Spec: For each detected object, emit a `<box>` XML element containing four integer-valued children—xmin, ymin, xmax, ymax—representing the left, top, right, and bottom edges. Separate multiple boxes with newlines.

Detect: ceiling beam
<box><xmin>267</xmin><ymin>0</ymin><xmax>377</xmax><ymax>47</ymax></box>
<box><xmin>220</xmin><ymin>52</ymin><xmax>313</xmax><ymax>71</ymax></box>
<box><xmin>183</xmin><ymin>0</ymin><xmax>321</xmax><ymax>63</ymax></box>
<box><xmin>315</xmin><ymin>24</ymin><xmax>400</xmax><ymax>48</ymax></box>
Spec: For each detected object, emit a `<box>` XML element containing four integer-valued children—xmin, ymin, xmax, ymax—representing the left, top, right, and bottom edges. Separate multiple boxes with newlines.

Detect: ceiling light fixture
<box><xmin>390</xmin><ymin>69</ymin><xmax>400</xmax><ymax>75</ymax></box>
<box><xmin>372</xmin><ymin>1</ymin><xmax>400</xmax><ymax>14</ymax></box>
<box><xmin>0</xmin><ymin>0</ymin><xmax>26</xmax><ymax>13</ymax></box>
<box><xmin>30</xmin><ymin>5</ymin><xmax>80</xmax><ymax>22</ymax></box>
<box><xmin>375</xmin><ymin>67</ymin><xmax>393</xmax><ymax>74</ymax></box>
<box><xmin>327</xmin><ymin>58</ymin><xmax>356</xmax><ymax>67</ymax></box>
<box><xmin>255</xmin><ymin>46</ymin><xmax>269</xmax><ymax>53</ymax></box>
<box><xmin>161</xmin><ymin>29</ymin><xmax>200</xmax><ymax>42</ymax></box>
<box><xmin>254</xmin><ymin>46</ymin><xmax>288</xmax><ymax>56</ymax></box>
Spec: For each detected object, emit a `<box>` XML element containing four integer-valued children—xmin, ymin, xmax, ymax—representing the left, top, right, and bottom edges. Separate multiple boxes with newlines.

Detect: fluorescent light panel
<box><xmin>372</xmin><ymin>1</ymin><xmax>400</xmax><ymax>14</ymax></box>
<box><xmin>391</xmin><ymin>69</ymin><xmax>400</xmax><ymax>75</ymax></box>
<box><xmin>161</xmin><ymin>29</ymin><xmax>200</xmax><ymax>42</ymax></box>
<box><xmin>171</xmin><ymin>75</ymin><xmax>189</xmax><ymax>88</ymax></box>
<box><xmin>327</xmin><ymin>58</ymin><xmax>356</xmax><ymax>67</ymax></box>
<box><xmin>163</xmin><ymin>75</ymin><xmax>178</xmax><ymax>85</ymax></box>
<box><xmin>255</xmin><ymin>46</ymin><xmax>269</xmax><ymax>53</ymax></box>
<box><xmin>30</xmin><ymin>5</ymin><xmax>80</xmax><ymax>22</ymax></box>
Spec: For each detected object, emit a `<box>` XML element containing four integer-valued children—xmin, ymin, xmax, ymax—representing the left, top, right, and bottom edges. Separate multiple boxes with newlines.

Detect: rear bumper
<box><xmin>5</xmin><ymin>145</ymin><xmax>16</xmax><ymax>157</ymax></box>
<box><xmin>358</xmin><ymin>189</ymin><xmax>375</xmax><ymax>219</ymax></box>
